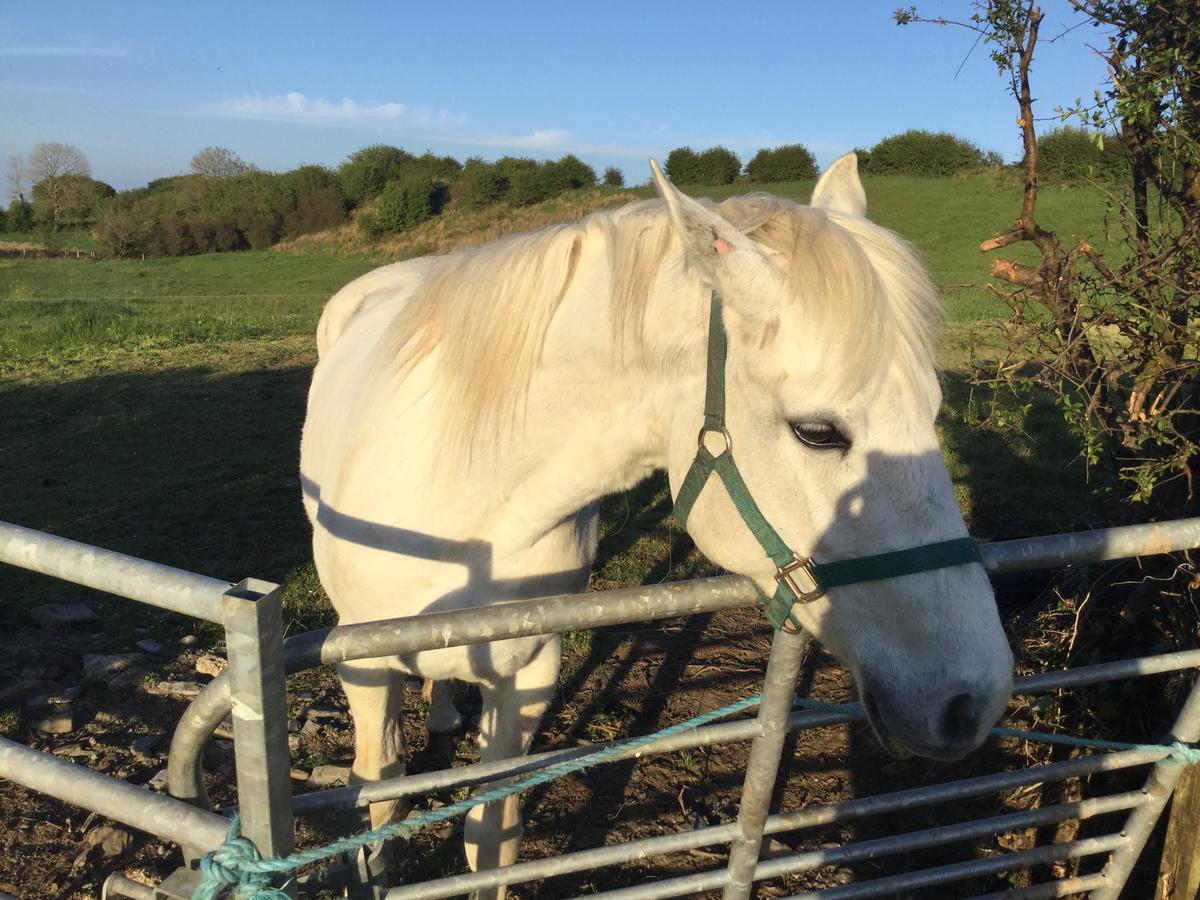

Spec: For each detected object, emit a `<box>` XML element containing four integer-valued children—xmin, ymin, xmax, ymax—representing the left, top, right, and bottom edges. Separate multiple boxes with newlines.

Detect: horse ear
<box><xmin>648</xmin><ymin>158</ymin><xmax>775</xmax><ymax>299</ymax></box>
<box><xmin>811</xmin><ymin>152</ymin><xmax>867</xmax><ymax>217</ymax></box>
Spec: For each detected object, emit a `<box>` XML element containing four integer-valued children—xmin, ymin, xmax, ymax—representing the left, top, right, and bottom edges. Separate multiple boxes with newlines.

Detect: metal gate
<box><xmin>1</xmin><ymin>517</ymin><xmax>1199</xmax><ymax>899</ymax></box>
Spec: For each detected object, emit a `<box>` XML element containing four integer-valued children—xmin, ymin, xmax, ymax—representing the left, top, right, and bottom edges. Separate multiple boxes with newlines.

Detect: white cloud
<box><xmin>0</xmin><ymin>40</ymin><xmax>126</xmax><ymax>58</ymax></box>
<box><xmin>210</xmin><ymin>91</ymin><xmax>414</xmax><ymax>124</ymax></box>
<box><xmin>201</xmin><ymin>91</ymin><xmax>654</xmax><ymax>158</ymax></box>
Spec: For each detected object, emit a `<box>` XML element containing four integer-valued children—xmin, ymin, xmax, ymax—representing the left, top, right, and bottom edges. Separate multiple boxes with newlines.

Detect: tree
<box><xmin>897</xmin><ymin>0</ymin><xmax>1199</xmax><ymax>512</ymax></box>
<box><xmin>6</xmin><ymin>155</ymin><xmax>25</xmax><ymax>204</ymax></box>
<box><xmin>603</xmin><ymin>166</ymin><xmax>625</xmax><ymax>188</ymax></box>
<box><xmin>745</xmin><ymin>144</ymin><xmax>819</xmax><ymax>182</ymax></box>
<box><xmin>190</xmin><ymin>146</ymin><xmax>253</xmax><ymax>178</ymax></box>
<box><xmin>866</xmin><ymin>129</ymin><xmax>987</xmax><ymax>175</ymax></box>
<box><xmin>27</xmin><ymin>142</ymin><xmax>90</xmax><ymax>227</ymax></box>
<box><xmin>665</xmin><ymin>147</ymin><xmax>703</xmax><ymax>183</ymax></box>
<box><xmin>362</xmin><ymin>175</ymin><xmax>435</xmax><ymax>236</ymax></box>
<box><xmin>697</xmin><ymin>146</ymin><xmax>741</xmax><ymax>184</ymax></box>
<box><xmin>337</xmin><ymin>145</ymin><xmax>416</xmax><ymax>205</ymax></box>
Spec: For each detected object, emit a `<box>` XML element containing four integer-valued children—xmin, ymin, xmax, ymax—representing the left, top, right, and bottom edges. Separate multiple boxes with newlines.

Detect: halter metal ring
<box><xmin>697</xmin><ymin>425</ymin><xmax>732</xmax><ymax>456</ymax></box>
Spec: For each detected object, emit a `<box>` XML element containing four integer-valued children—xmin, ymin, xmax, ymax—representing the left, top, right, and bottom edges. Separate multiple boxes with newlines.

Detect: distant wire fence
<box><xmin>0</xmin><ymin>245</ymin><xmax>99</xmax><ymax>260</ymax></box>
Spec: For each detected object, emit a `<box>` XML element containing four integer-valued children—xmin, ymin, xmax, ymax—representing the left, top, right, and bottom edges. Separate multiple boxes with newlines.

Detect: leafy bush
<box><xmin>507</xmin><ymin>166</ymin><xmax>554</xmax><ymax>207</ymax></box>
<box><xmin>697</xmin><ymin>147</ymin><xmax>741</xmax><ymax>185</ymax></box>
<box><xmin>337</xmin><ymin>145</ymin><xmax>416</xmax><ymax>204</ymax></box>
<box><xmin>282</xmin><ymin>186</ymin><xmax>347</xmax><ymax>239</ymax></box>
<box><xmin>457</xmin><ymin>159</ymin><xmax>509</xmax><ymax>208</ymax></box>
<box><xmin>745</xmin><ymin>144</ymin><xmax>818</xmax><ymax>182</ymax></box>
<box><xmin>30</xmin><ymin>175</ymin><xmax>114</xmax><ymax>228</ymax></box>
<box><xmin>6</xmin><ymin>200</ymin><xmax>33</xmax><ymax>231</ymax></box>
<box><xmin>1037</xmin><ymin>127</ymin><xmax>1128</xmax><ymax>182</ymax></box>
<box><xmin>866</xmin><ymin>129</ymin><xmax>987</xmax><ymax>175</ymax></box>
<box><xmin>92</xmin><ymin>202</ymin><xmax>148</xmax><ymax>258</ymax></box>
<box><xmin>237</xmin><ymin>212</ymin><xmax>282</xmax><ymax>250</ymax></box>
<box><xmin>545</xmin><ymin>154</ymin><xmax>597</xmax><ymax>191</ymax></box>
<box><xmin>603</xmin><ymin>166</ymin><xmax>624</xmax><ymax>188</ymax></box>
<box><xmin>665</xmin><ymin>146</ymin><xmax>741</xmax><ymax>184</ymax></box>
<box><xmin>665</xmin><ymin>147</ymin><xmax>703</xmax><ymax>183</ymax></box>
<box><xmin>411</xmin><ymin>152</ymin><xmax>462</xmax><ymax>181</ymax></box>
<box><xmin>363</xmin><ymin>176</ymin><xmax>436</xmax><ymax>236</ymax></box>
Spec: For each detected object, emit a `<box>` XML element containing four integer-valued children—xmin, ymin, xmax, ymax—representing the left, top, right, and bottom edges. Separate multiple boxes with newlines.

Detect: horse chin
<box><xmin>860</xmin><ymin>690</ymin><xmax>912</xmax><ymax>760</ymax></box>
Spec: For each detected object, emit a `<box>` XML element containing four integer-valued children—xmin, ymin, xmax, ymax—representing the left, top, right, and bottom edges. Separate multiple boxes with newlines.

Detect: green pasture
<box><xmin>0</xmin><ymin>175</ymin><xmax>1100</xmax><ymax>640</ymax></box>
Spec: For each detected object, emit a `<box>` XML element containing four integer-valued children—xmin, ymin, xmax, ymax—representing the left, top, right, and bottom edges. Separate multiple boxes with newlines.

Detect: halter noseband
<box><xmin>672</xmin><ymin>291</ymin><xmax>982</xmax><ymax>633</ymax></box>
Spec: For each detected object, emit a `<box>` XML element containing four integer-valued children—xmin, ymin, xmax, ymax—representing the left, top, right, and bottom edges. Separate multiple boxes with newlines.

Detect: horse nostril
<box><xmin>941</xmin><ymin>692</ymin><xmax>983</xmax><ymax>745</ymax></box>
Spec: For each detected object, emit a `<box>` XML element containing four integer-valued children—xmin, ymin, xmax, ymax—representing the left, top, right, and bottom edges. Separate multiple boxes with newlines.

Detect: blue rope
<box><xmin>193</xmin><ymin>693</ymin><xmax>763</xmax><ymax>899</ymax></box>
<box><xmin>194</xmin><ymin>691</ymin><xmax>1200</xmax><ymax>898</ymax></box>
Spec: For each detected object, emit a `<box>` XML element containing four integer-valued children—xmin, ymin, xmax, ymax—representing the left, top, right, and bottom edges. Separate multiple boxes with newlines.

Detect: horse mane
<box><xmin>383</xmin><ymin>194</ymin><xmax>941</xmax><ymax>458</ymax></box>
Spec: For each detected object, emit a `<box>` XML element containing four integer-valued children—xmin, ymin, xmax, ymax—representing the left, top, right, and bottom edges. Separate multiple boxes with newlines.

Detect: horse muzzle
<box><xmin>860</xmin><ymin>674</ymin><xmax>1012</xmax><ymax>761</ymax></box>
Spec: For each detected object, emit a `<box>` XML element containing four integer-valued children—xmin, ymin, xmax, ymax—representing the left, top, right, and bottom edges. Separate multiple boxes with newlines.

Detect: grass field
<box><xmin>0</xmin><ymin>174</ymin><xmax>1101</xmax><ymax>635</ymax></box>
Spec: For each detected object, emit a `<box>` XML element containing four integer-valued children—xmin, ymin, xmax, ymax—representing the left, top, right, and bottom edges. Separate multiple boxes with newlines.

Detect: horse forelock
<box><xmin>382</xmin><ymin>193</ymin><xmax>942</xmax><ymax>458</ymax></box>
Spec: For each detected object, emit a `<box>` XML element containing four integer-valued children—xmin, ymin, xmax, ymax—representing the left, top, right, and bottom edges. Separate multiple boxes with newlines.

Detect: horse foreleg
<box><xmin>339</xmin><ymin>657</ymin><xmax>408</xmax><ymax>827</ymax></box>
<box><xmin>423</xmin><ymin>678</ymin><xmax>464</xmax><ymax>734</ymax></box>
<box><xmin>464</xmin><ymin>636</ymin><xmax>561</xmax><ymax>900</ymax></box>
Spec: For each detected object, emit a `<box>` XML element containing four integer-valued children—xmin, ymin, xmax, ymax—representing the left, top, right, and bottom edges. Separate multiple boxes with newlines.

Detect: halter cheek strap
<box><xmin>673</xmin><ymin>291</ymin><xmax>983</xmax><ymax>632</ymax></box>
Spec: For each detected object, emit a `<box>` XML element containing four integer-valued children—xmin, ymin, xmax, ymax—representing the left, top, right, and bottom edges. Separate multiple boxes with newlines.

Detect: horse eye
<box><xmin>790</xmin><ymin>420</ymin><xmax>850</xmax><ymax>450</ymax></box>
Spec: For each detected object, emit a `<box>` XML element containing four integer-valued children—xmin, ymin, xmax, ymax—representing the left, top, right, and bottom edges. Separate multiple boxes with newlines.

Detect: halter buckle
<box><xmin>776</xmin><ymin>554</ymin><xmax>823</xmax><ymax>604</ymax></box>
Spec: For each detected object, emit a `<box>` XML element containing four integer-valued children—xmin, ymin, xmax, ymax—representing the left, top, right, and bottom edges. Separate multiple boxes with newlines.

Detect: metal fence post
<box><xmin>223</xmin><ymin>578</ymin><xmax>296</xmax><ymax>893</ymax></box>
<box><xmin>1090</xmin><ymin>675</ymin><xmax>1200</xmax><ymax>900</ymax></box>
<box><xmin>723</xmin><ymin>627</ymin><xmax>810</xmax><ymax>900</ymax></box>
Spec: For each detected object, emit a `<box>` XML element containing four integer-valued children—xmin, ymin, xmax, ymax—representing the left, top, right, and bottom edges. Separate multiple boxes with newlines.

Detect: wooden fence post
<box><xmin>1157</xmin><ymin>764</ymin><xmax>1200</xmax><ymax>899</ymax></box>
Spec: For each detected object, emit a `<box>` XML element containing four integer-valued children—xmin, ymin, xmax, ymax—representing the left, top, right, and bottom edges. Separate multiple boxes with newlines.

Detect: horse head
<box><xmin>652</xmin><ymin>155</ymin><xmax>1012</xmax><ymax>760</ymax></box>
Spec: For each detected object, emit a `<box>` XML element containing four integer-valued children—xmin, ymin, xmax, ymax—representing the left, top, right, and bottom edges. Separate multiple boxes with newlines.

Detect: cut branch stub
<box><xmin>991</xmin><ymin>258</ymin><xmax>1043</xmax><ymax>288</ymax></box>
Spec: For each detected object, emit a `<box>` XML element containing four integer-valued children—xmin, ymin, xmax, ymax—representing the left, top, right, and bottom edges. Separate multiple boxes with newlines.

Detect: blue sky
<box><xmin>1</xmin><ymin>1</ymin><xmax>1113</xmax><ymax>192</ymax></box>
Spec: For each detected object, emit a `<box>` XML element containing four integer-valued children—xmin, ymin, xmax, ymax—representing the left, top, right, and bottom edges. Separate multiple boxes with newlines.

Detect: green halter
<box><xmin>673</xmin><ymin>291</ymin><xmax>982</xmax><ymax>632</ymax></box>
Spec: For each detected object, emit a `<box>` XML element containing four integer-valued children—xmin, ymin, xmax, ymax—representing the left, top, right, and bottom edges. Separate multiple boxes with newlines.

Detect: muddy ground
<box><xmin>0</xmin><ymin>571</ymin><xmax>1187</xmax><ymax>899</ymax></box>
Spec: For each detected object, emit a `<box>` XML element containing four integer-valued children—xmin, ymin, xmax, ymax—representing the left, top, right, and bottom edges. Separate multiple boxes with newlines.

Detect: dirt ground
<box><xmin>0</xmin><ymin>573</ymin><xmax>1185</xmax><ymax>899</ymax></box>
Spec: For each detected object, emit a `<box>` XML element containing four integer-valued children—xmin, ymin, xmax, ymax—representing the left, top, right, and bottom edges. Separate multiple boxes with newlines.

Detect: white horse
<box><xmin>300</xmin><ymin>154</ymin><xmax>1013</xmax><ymax>891</ymax></box>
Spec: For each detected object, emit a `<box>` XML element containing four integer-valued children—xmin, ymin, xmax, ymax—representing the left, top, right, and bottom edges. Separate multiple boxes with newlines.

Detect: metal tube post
<box><xmin>222</xmin><ymin>579</ymin><xmax>295</xmax><ymax>891</ymax></box>
<box><xmin>1090</xmin><ymin>674</ymin><xmax>1200</xmax><ymax>899</ymax></box>
<box><xmin>723</xmin><ymin>627</ymin><xmax>809</xmax><ymax>899</ymax></box>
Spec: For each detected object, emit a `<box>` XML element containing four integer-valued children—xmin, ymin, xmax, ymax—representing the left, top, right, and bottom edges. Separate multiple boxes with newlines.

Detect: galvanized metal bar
<box><xmin>755</xmin><ymin>790</ymin><xmax>1142</xmax><ymax>883</ymax></box>
<box><xmin>776</xmin><ymin>834</ymin><xmax>1127</xmax><ymax>900</ymax></box>
<box><xmin>174</xmin><ymin>576</ymin><xmax>761</xmax><ymax>811</ymax></box>
<box><xmin>296</xmin><ymin>714</ymin><xmax>765</xmax><ymax>814</ymax></box>
<box><xmin>1091</xmin><ymin>672</ymin><xmax>1200</xmax><ymax>900</ymax></box>
<box><xmin>381</xmin><ymin>782</ymin><xmax>1142</xmax><ymax>900</ymax></box>
<box><xmin>0</xmin><ymin>520</ymin><xmax>230</xmax><ymax>623</ymax></box>
<box><xmin>723</xmin><ymin>628</ymin><xmax>810</xmax><ymax>900</ymax></box>
<box><xmin>0</xmin><ymin>735</ymin><xmax>230</xmax><ymax>852</ymax></box>
<box><xmin>1016</xmin><ymin>646</ymin><xmax>1200</xmax><ymax>694</ymax></box>
<box><xmin>101</xmin><ymin>873</ymin><xmax>158</xmax><ymax>900</ymax></box>
<box><xmin>968</xmin><ymin>873</ymin><xmax>1109</xmax><ymax>898</ymax></box>
<box><xmin>382</xmin><ymin>822</ymin><xmax>740</xmax><ymax>900</ymax></box>
<box><xmin>285</xmin><ymin>574</ymin><xmax>760</xmax><ymax>672</ymax></box>
<box><xmin>978</xmin><ymin>516</ymin><xmax>1200</xmax><ymax>574</ymax></box>
<box><xmin>765</xmin><ymin>745</ymin><xmax>1168</xmax><ymax>837</ymax></box>
<box><xmin>222</xmin><ymin>579</ymin><xmax>295</xmax><ymax>878</ymax></box>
